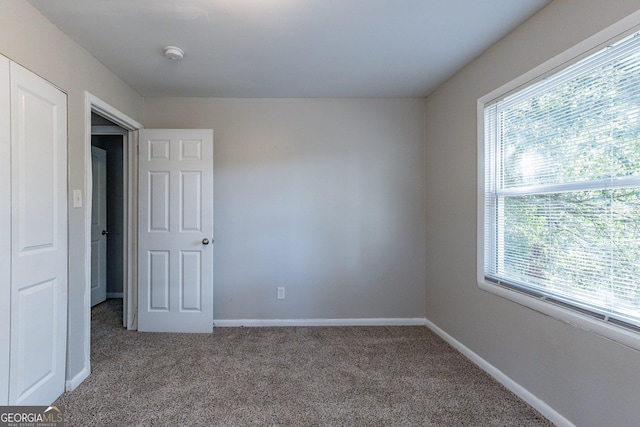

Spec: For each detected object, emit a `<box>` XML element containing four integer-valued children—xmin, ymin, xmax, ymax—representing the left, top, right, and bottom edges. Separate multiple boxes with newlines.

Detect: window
<box><xmin>481</xmin><ymin>31</ymin><xmax>640</xmax><ymax>338</ymax></box>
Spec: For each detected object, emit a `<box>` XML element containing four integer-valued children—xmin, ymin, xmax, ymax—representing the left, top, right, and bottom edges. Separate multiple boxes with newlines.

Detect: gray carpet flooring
<box><xmin>55</xmin><ymin>299</ymin><xmax>553</xmax><ymax>426</ymax></box>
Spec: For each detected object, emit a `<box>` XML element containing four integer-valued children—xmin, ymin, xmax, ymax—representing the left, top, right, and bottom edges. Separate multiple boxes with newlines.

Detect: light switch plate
<box><xmin>73</xmin><ymin>189</ymin><xmax>82</xmax><ymax>208</ymax></box>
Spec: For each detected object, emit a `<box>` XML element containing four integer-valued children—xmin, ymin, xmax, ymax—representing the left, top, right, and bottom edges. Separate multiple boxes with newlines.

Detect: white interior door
<box><xmin>0</xmin><ymin>55</ymin><xmax>11</xmax><ymax>406</ymax></box>
<box><xmin>138</xmin><ymin>129</ymin><xmax>214</xmax><ymax>333</ymax></box>
<box><xmin>9</xmin><ymin>62</ymin><xmax>67</xmax><ymax>405</ymax></box>
<box><xmin>91</xmin><ymin>146</ymin><xmax>107</xmax><ymax>306</ymax></box>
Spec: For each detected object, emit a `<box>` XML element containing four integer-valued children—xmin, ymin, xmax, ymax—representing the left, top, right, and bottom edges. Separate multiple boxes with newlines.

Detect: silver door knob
<box><xmin>102</xmin><ymin>230</ymin><xmax>108</xmax><ymax>235</ymax></box>
<box><xmin>202</xmin><ymin>238</ymin><xmax>210</xmax><ymax>245</ymax></box>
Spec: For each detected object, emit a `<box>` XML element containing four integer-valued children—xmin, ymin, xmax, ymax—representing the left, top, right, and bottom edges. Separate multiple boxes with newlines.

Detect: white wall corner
<box><xmin>65</xmin><ymin>366</ymin><xmax>90</xmax><ymax>392</ymax></box>
<box><xmin>424</xmin><ymin>318</ymin><xmax>574</xmax><ymax>427</ymax></box>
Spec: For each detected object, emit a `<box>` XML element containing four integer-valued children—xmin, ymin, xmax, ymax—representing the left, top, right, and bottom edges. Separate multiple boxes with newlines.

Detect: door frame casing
<box><xmin>75</xmin><ymin>92</ymin><xmax>142</xmax><ymax>391</ymax></box>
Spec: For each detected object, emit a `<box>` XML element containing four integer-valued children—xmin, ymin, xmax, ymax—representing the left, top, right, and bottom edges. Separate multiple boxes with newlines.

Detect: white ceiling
<box><xmin>28</xmin><ymin>0</ymin><xmax>550</xmax><ymax>98</ymax></box>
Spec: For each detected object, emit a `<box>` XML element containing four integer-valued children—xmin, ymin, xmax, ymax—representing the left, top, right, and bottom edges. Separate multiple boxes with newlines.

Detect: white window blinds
<box><xmin>484</xmin><ymin>32</ymin><xmax>640</xmax><ymax>329</ymax></box>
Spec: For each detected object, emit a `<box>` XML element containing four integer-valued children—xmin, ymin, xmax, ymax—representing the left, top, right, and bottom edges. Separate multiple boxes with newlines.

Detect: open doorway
<box><xmin>90</xmin><ymin>113</ymin><xmax>127</xmax><ymax>324</ymax></box>
<box><xmin>84</xmin><ymin>93</ymin><xmax>142</xmax><ymax>330</ymax></box>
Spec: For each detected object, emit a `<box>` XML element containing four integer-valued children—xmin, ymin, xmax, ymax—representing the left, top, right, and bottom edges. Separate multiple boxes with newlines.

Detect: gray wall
<box><xmin>144</xmin><ymin>98</ymin><xmax>427</xmax><ymax>321</ymax></box>
<box><xmin>0</xmin><ymin>1</ymin><xmax>143</xmax><ymax>384</ymax></box>
<box><xmin>423</xmin><ymin>1</ymin><xmax>640</xmax><ymax>426</ymax></box>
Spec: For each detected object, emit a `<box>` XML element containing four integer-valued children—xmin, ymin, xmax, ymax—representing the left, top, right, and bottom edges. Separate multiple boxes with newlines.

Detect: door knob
<box><xmin>102</xmin><ymin>230</ymin><xmax>108</xmax><ymax>235</ymax></box>
<box><xmin>202</xmin><ymin>238</ymin><xmax>210</xmax><ymax>245</ymax></box>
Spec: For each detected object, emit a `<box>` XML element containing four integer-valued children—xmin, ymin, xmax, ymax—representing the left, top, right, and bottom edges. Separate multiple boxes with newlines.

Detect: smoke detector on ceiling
<box><xmin>164</xmin><ymin>46</ymin><xmax>184</xmax><ymax>61</ymax></box>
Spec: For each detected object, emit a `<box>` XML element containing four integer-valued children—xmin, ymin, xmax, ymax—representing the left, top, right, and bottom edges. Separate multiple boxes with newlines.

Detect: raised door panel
<box><xmin>9</xmin><ymin>62</ymin><xmax>67</xmax><ymax>405</ymax></box>
<box><xmin>149</xmin><ymin>250</ymin><xmax>170</xmax><ymax>310</ymax></box>
<box><xmin>180</xmin><ymin>251</ymin><xmax>201</xmax><ymax>311</ymax></box>
<box><xmin>181</xmin><ymin>172</ymin><xmax>201</xmax><ymax>232</ymax></box>
<box><xmin>149</xmin><ymin>172</ymin><xmax>170</xmax><ymax>232</ymax></box>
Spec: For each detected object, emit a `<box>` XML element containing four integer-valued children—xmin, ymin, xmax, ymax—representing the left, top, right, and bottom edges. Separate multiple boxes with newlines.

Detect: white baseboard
<box><xmin>213</xmin><ymin>318</ymin><xmax>427</xmax><ymax>327</ymax></box>
<box><xmin>65</xmin><ymin>366</ymin><xmax>89</xmax><ymax>392</ymax></box>
<box><xmin>423</xmin><ymin>318</ymin><xmax>573</xmax><ymax>427</ymax></box>
<box><xmin>106</xmin><ymin>292</ymin><xmax>123</xmax><ymax>298</ymax></box>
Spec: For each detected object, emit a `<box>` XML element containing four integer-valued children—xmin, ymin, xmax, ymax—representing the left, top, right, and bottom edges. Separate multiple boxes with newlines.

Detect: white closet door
<box><xmin>0</xmin><ymin>55</ymin><xmax>10</xmax><ymax>406</ymax></box>
<box><xmin>91</xmin><ymin>146</ymin><xmax>107</xmax><ymax>306</ymax></box>
<box><xmin>138</xmin><ymin>129</ymin><xmax>214</xmax><ymax>333</ymax></box>
<box><xmin>9</xmin><ymin>62</ymin><xmax>67</xmax><ymax>405</ymax></box>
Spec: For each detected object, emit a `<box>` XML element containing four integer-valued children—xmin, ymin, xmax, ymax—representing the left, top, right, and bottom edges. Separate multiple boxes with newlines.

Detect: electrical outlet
<box><xmin>277</xmin><ymin>286</ymin><xmax>285</xmax><ymax>300</ymax></box>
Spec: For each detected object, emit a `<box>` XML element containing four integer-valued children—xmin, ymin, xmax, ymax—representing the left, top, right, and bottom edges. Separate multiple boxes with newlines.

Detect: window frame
<box><xmin>477</xmin><ymin>13</ymin><xmax>640</xmax><ymax>351</ymax></box>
